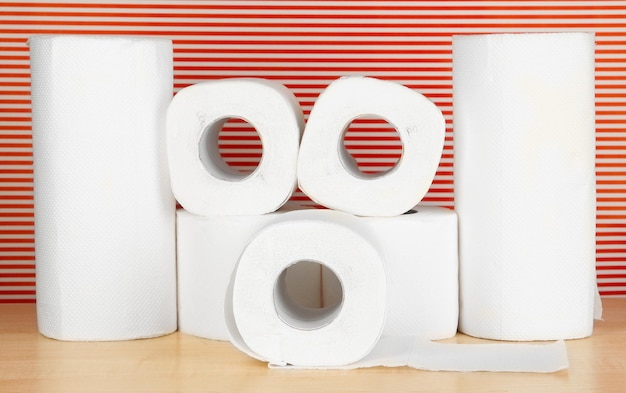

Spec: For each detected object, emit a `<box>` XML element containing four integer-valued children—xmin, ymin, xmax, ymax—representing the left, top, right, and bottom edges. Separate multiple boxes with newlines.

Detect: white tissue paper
<box><xmin>224</xmin><ymin>209</ymin><xmax>567</xmax><ymax>372</ymax></box>
<box><xmin>166</xmin><ymin>78</ymin><xmax>304</xmax><ymax>216</ymax></box>
<box><xmin>453</xmin><ymin>32</ymin><xmax>598</xmax><ymax>340</ymax></box>
<box><xmin>359</xmin><ymin>206</ymin><xmax>458</xmax><ymax>339</ymax></box>
<box><xmin>226</xmin><ymin>209</ymin><xmax>387</xmax><ymax>367</ymax></box>
<box><xmin>176</xmin><ymin>205</ymin><xmax>322</xmax><ymax>341</ymax></box>
<box><xmin>297</xmin><ymin>76</ymin><xmax>446</xmax><ymax>217</ymax></box>
<box><xmin>29</xmin><ymin>35</ymin><xmax>176</xmax><ymax>341</ymax></box>
<box><xmin>177</xmin><ymin>205</ymin><xmax>458</xmax><ymax>342</ymax></box>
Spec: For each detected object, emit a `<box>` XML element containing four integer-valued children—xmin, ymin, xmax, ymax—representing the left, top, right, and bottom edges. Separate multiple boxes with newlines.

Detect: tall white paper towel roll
<box><xmin>227</xmin><ymin>209</ymin><xmax>387</xmax><ymax>367</ymax></box>
<box><xmin>297</xmin><ymin>76</ymin><xmax>446</xmax><ymax>217</ymax></box>
<box><xmin>453</xmin><ymin>32</ymin><xmax>597</xmax><ymax>340</ymax></box>
<box><xmin>176</xmin><ymin>205</ymin><xmax>323</xmax><ymax>341</ymax></box>
<box><xmin>166</xmin><ymin>78</ymin><xmax>304</xmax><ymax>216</ymax></box>
<box><xmin>29</xmin><ymin>35</ymin><xmax>176</xmax><ymax>341</ymax></box>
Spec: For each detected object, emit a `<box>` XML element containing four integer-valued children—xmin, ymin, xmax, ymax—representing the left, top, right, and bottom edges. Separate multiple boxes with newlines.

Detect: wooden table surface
<box><xmin>1</xmin><ymin>299</ymin><xmax>624</xmax><ymax>393</ymax></box>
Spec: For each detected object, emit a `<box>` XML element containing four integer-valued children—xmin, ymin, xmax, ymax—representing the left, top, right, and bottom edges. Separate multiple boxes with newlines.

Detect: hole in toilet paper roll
<box><xmin>198</xmin><ymin>116</ymin><xmax>262</xmax><ymax>180</ymax></box>
<box><xmin>341</xmin><ymin>115</ymin><xmax>403</xmax><ymax>178</ymax></box>
<box><xmin>274</xmin><ymin>260</ymin><xmax>344</xmax><ymax>331</ymax></box>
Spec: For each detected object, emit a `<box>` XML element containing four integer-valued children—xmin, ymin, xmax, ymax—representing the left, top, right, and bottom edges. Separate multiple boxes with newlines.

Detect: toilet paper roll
<box><xmin>297</xmin><ymin>76</ymin><xmax>446</xmax><ymax>217</ymax></box>
<box><xmin>224</xmin><ymin>209</ymin><xmax>567</xmax><ymax>372</ymax></box>
<box><xmin>453</xmin><ymin>32</ymin><xmax>597</xmax><ymax>340</ymax></box>
<box><xmin>227</xmin><ymin>209</ymin><xmax>387</xmax><ymax>367</ymax></box>
<box><xmin>166</xmin><ymin>78</ymin><xmax>304</xmax><ymax>216</ymax></box>
<box><xmin>358</xmin><ymin>206</ymin><xmax>458</xmax><ymax>339</ymax></box>
<box><xmin>176</xmin><ymin>205</ymin><xmax>323</xmax><ymax>341</ymax></box>
<box><xmin>29</xmin><ymin>35</ymin><xmax>176</xmax><ymax>340</ymax></box>
<box><xmin>320</xmin><ymin>206</ymin><xmax>458</xmax><ymax>339</ymax></box>
<box><xmin>177</xmin><ymin>205</ymin><xmax>459</xmax><ymax>342</ymax></box>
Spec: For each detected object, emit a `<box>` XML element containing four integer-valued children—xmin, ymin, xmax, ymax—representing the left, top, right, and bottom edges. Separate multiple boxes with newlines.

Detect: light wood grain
<box><xmin>1</xmin><ymin>299</ymin><xmax>624</xmax><ymax>393</ymax></box>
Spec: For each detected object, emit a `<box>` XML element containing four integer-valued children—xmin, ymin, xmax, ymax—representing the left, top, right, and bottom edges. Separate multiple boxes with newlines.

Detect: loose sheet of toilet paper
<box><xmin>297</xmin><ymin>76</ymin><xmax>446</xmax><ymax>216</ymax></box>
<box><xmin>29</xmin><ymin>35</ymin><xmax>177</xmax><ymax>341</ymax></box>
<box><xmin>177</xmin><ymin>205</ymin><xmax>323</xmax><ymax>341</ymax></box>
<box><xmin>166</xmin><ymin>78</ymin><xmax>304</xmax><ymax>216</ymax></box>
<box><xmin>224</xmin><ymin>209</ymin><xmax>567</xmax><ymax>372</ymax></box>
<box><xmin>275</xmin><ymin>337</ymin><xmax>568</xmax><ymax>373</ymax></box>
<box><xmin>453</xmin><ymin>32</ymin><xmax>598</xmax><ymax>341</ymax></box>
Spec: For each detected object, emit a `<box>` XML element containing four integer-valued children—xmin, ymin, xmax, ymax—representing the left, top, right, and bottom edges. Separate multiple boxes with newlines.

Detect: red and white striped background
<box><xmin>1</xmin><ymin>0</ymin><xmax>625</xmax><ymax>303</ymax></box>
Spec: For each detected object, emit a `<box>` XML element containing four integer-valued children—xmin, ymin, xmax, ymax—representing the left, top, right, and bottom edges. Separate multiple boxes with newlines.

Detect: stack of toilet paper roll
<box><xmin>169</xmin><ymin>76</ymin><xmax>460</xmax><ymax>365</ymax></box>
<box><xmin>28</xmin><ymin>31</ymin><xmax>598</xmax><ymax>373</ymax></box>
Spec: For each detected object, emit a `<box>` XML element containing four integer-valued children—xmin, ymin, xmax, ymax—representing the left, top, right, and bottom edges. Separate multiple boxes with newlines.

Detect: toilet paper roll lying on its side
<box><xmin>29</xmin><ymin>35</ymin><xmax>176</xmax><ymax>341</ymax></box>
<box><xmin>359</xmin><ymin>206</ymin><xmax>458</xmax><ymax>339</ymax></box>
<box><xmin>166</xmin><ymin>78</ymin><xmax>304</xmax><ymax>216</ymax></box>
<box><xmin>320</xmin><ymin>206</ymin><xmax>458</xmax><ymax>339</ymax></box>
<box><xmin>297</xmin><ymin>76</ymin><xmax>446</xmax><ymax>216</ymax></box>
<box><xmin>176</xmin><ymin>205</ymin><xmax>323</xmax><ymax>341</ymax></box>
<box><xmin>178</xmin><ymin>205</ymin><xmax>459</xmax><ymax>342</ymax></box>
<box><xmin>453</xmin><ymin>32</ymin><xmax>597</xmax><ymax>340</ymax></box>
<box><xmin>227</xmin><ymin>209</ymin><xmax>388</xmax><ymax>367</ymax></box>
<box><xmin>225</xmin><ymin>209</ymin><xmax>568</xmax><ymax>372</ymax></box>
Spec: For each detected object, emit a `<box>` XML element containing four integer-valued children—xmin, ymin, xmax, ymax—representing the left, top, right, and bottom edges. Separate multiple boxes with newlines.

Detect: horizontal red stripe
<box><xmin>0</xmin><ymin>202</ymin><xmax>33</xmax><ymax>208</ymax></box>
<box><xmin>597</xmin><ymin>232</ymin><xmax>626</xmax><ymax>237</ymax></box>
<box><xmin>598</xmin><ymin>206</ymin><xmax>626</xmax><ymax>211</ymax></box>
<box><xmin>6</xmin><ymin>16</ymin><xmax>624</xmax><ymax>28</ymax></box>
<box><xmin>422</xmin><ymin>196</ymin><xmax>454</xmax><ymax>202</ymax></box>
<box><xmin>345</xmin><ymin>145</ymin><xmax>402</xmax><ymax>150</ymax></box>
<box><xmin>597</xmin><ymin>180</ymin><xmax>626</xmax><ymax>185</ymax></box>
<box><xmin>0</xmin><ymin>28</ymin><xmax>596</xmax><ymax>38</ymax></box>
<box><xmin>599</xmin><ymin>290</ymin><xmax>626</xmax><ymax>296</ymax></box>
<box><xmin>598</xmin><ymin>282</ymin><xmax>626</xmax><ymax>288</ymax></box>
<box><xmin>1</xmin><ymin>1</ymin><xmax>625</xmax><ymax>11</ymax></box>
<box><xmin>0</xmin><ymin>289</ymin><xmax>35</xmax><ymax>295</ymax></box>
<box><xmin>597</xmin><ymin>240</ymin><xmax>626</xmax><ymax>246</ymax></box>
<box><xmin>0</xmin><ymin>238</ymin><xmax>33</xmax><ymax>244</ymax></box>
<box><xmin>0</xmin><ymin>230</ymin><xmax>33</xmax><ymax>235</ymax></box>
<box><xmin>0</xmin><ymin>281</ymin><xmax>34</xmax><ymax>287</ymax></box>
<box><xmin>176</xmin><ymin>48</ymin><xmax>452</xmax><ymax>56</ymax></box>
<box><xmin>175</xmin><ymin>65</ymin><xmax>452</xmax><ymax>72</ymax></box>
<box><xmin>6</xmin><ymin>9</ymin><xmax>626</xmax><ymax>20</ymax></box>
<box><xmin>597</xmin><ymin>257</ymin><xmax>626</xmax><ymax>263</ymax></box>
<box><xmin>0</xmin><ymin>247</ymin><xmax>34</xmax><ymax>252</ymax></box>
<box><xmin>597</xmin><ymin>274</ymin><xmax>626</xmax><ymax>279</ymax></box>
<box><xmin>0</xmin><ymin>298</ymin><xmax>35</xmax><ymax>303</ymax></box>
<box><xmin>175</xmin><ymin>39</ymin><xmax>452</xmax><ymax>47</ymax></box>
<box><xmin>175</xmin><ymin>57</ymin><xmax>452</xmax><ymax>64</ymax></box>
<box><xmin>350</xmin><ymin>154</ymin><xmax>400</xmax><ymax>160</ymax></box>
<box><xmin>596</xmin><ymin>264</ymin><xmax>626</xmax><ymax>270</ymax></box>
<box><xmin>0</xmin><ymin>212</ymin><xmax>34</xmax><ymax>217</ymax></box>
